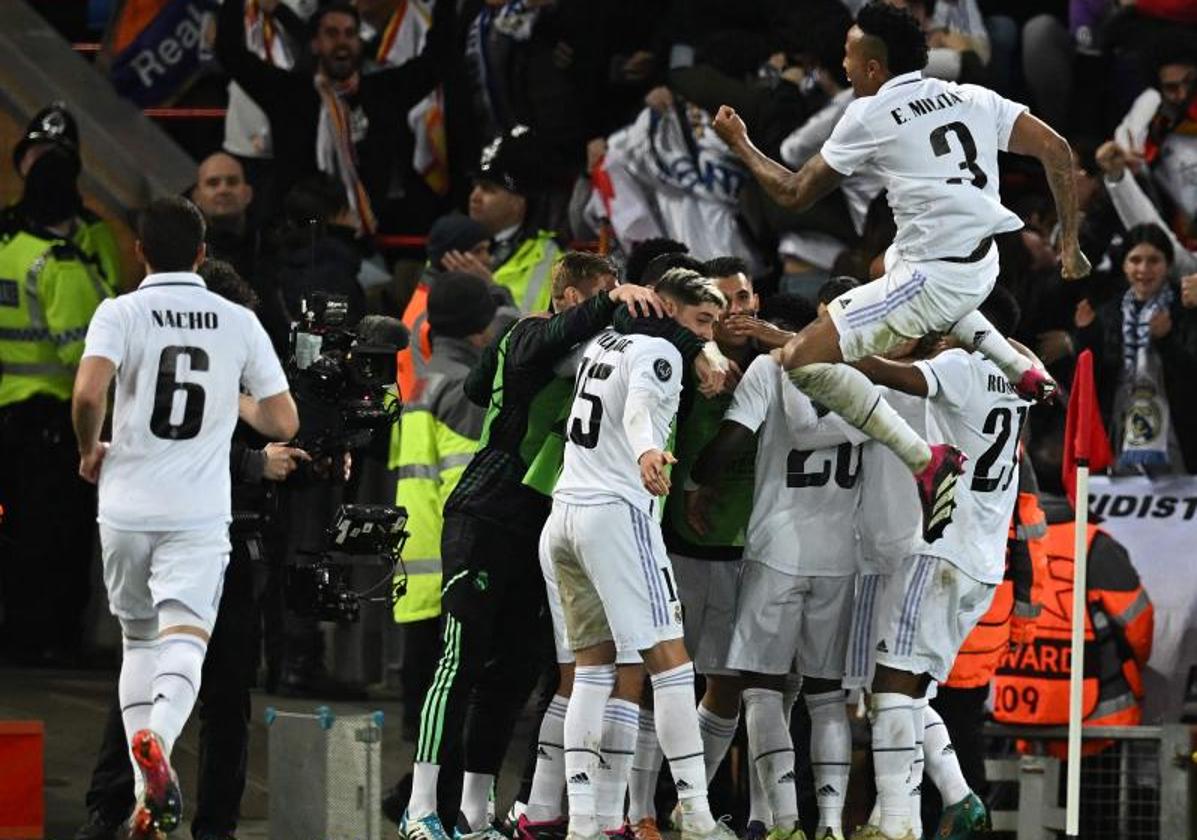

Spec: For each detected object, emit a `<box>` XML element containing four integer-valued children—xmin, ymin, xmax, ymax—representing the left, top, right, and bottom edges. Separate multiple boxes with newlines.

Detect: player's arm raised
<box><xmin>239</xmin><ymin>391</ymin><xmax>300</xmax><ymax>442</ymax></box>
<box><xmin>713</xmin><ymin>105</ymin><xmax>844</xmax><ymax>213</ymax></box>
<box><xmin>1007</xmin><ymin>112</ymin><xmax>1091</xmax><ymax>281</ymax></box>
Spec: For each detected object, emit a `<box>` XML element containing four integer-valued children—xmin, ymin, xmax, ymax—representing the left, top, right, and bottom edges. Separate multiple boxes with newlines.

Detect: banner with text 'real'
<box><xmin>102</xmin><ymin>0</ymin><xmax>217</xmax><ymax>107</ymax></box>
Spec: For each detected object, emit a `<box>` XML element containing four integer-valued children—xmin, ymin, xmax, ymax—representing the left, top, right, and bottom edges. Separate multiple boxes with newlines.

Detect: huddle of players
<box><xmin>396</xmin><ymin>247</ymin><xmax>1027</xmax><ymax>840</ymax></box>
<box><xmin>526</xmin><ymin>257</ymin><xmax>1025</xmax><ymax>840</ymax></box>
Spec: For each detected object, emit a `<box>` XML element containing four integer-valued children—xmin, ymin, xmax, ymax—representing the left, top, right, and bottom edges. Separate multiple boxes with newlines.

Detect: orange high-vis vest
<box><xmin>945</xmin><ymin>491</ymin><xmax>1048</xmax><ymax>688</ymax></box>
<box><xmin>993</xmin><ymin>519</ymin><xmax>1153</xmax><ymax>757</ymax></box>
<box><xmin>396</xmin><ymin>282</ymin><xmax>433</xmax><ymax>402</ymax></box>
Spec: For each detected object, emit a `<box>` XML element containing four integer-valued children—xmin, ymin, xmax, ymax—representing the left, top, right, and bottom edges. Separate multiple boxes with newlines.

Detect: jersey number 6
<box><xmin>150</xmin><ymin>345</ymin><xmax>209</xmax><ymax>441</ymax></box>
<box><xmin>929</xmin><ymin>121</ymin><xmax>988</xmax><ymax>189</ymax></box>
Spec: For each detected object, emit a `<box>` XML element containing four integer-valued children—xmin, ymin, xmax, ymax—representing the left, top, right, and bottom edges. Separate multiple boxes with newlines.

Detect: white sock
<box><xmin>150</xmin><ymin>633</ymin><xmax>206</xmax><ymax>758</ymax></box>
<box><xmin>806</xmin><ymin>690</ymin><xmax>849</xmax><ymax>837</ymax></box>
<box><xmin>461</xmin><ymin>771</ymin><xmax>494</xmax><ymax>831</ymax></box>
<box><xmin>791</xmin><ymin>363</ymin><xmax>930</xmax><ymax>472</ymax></box>
<box><xmin>526</xmin><ymin>694</ymin><xmax>569</xmax><ymax>823</ymax></box>
<box><xmin>950</xmin><ymin>311</ymin><xmax>1031</xmax><ymax>382</ymax></box>
<box><xmin>628</xmin><ymin>708</ymin><xmax>662</xmax><ymax>823</ymax></box>
<box><xmin>871</xmin><ymin>693</ymin><xmax>916</xmax><ymax>839</ymax></box>
<box><xmin>867</xmin><ymin>798</ymin><xmax>880</xmax><ymax>827</ymax></box>
<box><xmin>696</xmin><ymin>704</ymin><xmax>738</xmax><ymax>784</ymax></box>
<box><xmin>119</xmin><ymin>635</ymin><xmax>157</xmax><ymax>797</ymax></box>
<box><xmin>910</xmin><ymin>698</ymin><xmax>927</xmax><ymax>839</ymax></box>
<box><xmin>566</xmin><ymin>665</ymin><xmax>616</xmax><ymax>835</ymax></box>
<box><xmin>743</xmin><ymin>688</ymin><xmax>797</xmax><ymax>831</ymax></box>
<box><xmin>652</xmin><ymin>664</ymin><xmax>715</xmax><ymax>833</ymax></box>
<box><xmin>598</xmin><ymin>699</ymin><xmax>639</xmax><ymax>831</ymax></box>
<box><xmin>409</xmin><ymin>762</ymin><xmax>440</xmax><ymax>819</ymax></box>
<box><xmin>923</xmin><ymin>705</ymin><xmax>971</xmax><ymax>806</ymax></box>
<box><xmin>747</xmin><ymin>741</ymin><xmax>772</xmax><ymax>827</ymax></box>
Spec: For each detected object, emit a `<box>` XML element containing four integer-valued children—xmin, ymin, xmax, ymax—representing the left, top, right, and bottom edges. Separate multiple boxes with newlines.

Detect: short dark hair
<box><xmin>198</xmin><ymin>258</ymin><xmax>258</xmax><ymax>309</ymax></box>
<box><xmin>817</xmin><ymin>275</ymin><xmax>860</xmax><ymax>307</ymax></box>
<box><xmin>760</xmin><ymin>293</ymin><xmax>818</xmax><ymax>333</ymax></box>
<box><xmin>703</xmin><ymin>256</ymin><xmax>750</xmax><ymax>280</ymax></box>
<box><xmin>1121</xmin><ymin>222</ymin><xmax>1175</xmax><ymax>267</ymax></box>
<box><xmin>552</xmin><ymin>251</ymin><xmax>618</xmax><ymax>300</ymax></box>
<box><xmin>979</xmin><ymin>285</ymin><xmax>1021</xmax><ymax>338</ymax></box>
<box><xmin>625</xmin><ymin>238</ymin><xmax>689</xmax><ymax>285</ymax></box>
<box><xmin>642</xmin><ymin>253</ymin><xmax>705</xmax><ymax>288</ymax></box>
<box><xmin>138</xmin><ymin>196</ymin><xmax>205</xmax><ymax>272</ymax></box>
<box><xmin>309</xmin><ymin>1</ymin><xmax>360</xmax><ymax>38</ymax></box>
<box><xmin>284</xmin><ymin>173</ymin><xmax>348</xmax><ymax>228</ymax></box>
<box><xmin>855</xmin><ymin>1</ymin><xmax>929</xmax><ymax>76</ymax></box>
<box><xmin>1151</xmin><ymin>31</ymin><xmax>1197</xmax><ymax>78</ymax></box>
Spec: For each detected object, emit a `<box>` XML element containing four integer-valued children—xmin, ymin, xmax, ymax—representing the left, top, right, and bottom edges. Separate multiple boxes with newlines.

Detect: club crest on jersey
<box><xmin>654</xmin><ymin>358</ymin><xmax>672</xmax><ymax>382</ymax></box>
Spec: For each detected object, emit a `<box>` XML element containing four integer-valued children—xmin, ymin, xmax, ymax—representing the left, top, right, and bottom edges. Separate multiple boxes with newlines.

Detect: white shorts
<box><xmin>828</xmin><ymin>243</ymin><xmax>998</xmax><ymax>362</ymax></box>
<box><xmin>842</xmin><ymin>572</ymin><xmax>887</xmax><ymax>690</ymax></box>
<box><xmin>541</xmin><ymin>501</ymin><xmax>684</xmax><ymax>653</ymax></box>
<box><xmin>541</xmin><ymin>530</ymin><xmax>640</xmax><ymax>666</ymax></box>
<box><xmin>873</xmin><ymin>554</ymin><xmax>996</xmax><ymax>682</ymax></box>
<box><xmin>100</xmin><ymin>524</ymin><xmax>231</xmax><ymax>629</ymax></box>
<box><xmin>726</xmin><ymin>561</ymin><xmax>854</xmax><ymax>679</ymax></box>
<box><xmin>671</xmin><ymin>554</ymin><xmax>739</xmax><ymax>676</ymax></box>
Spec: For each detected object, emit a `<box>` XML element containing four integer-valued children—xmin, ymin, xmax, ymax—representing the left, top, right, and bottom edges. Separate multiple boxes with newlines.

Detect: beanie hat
<box><xmin>427</xmin><ymin>213</ymin><xmax>490</xmax><ymax>269</ymax></box>
<box><xmin>427</xmin><ymin>271</ymin><xmax>498</xmax><ymax>338</ymax></box>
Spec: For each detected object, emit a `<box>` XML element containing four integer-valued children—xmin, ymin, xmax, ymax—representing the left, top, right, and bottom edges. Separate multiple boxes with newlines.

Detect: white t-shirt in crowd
<box><xmin>821</xmin><ymin>72</ymin><xmax>1026</xmax><ymax>262</ymax></box>
<box><xmin>83</xmin><ymin>272</ymin><xmax>288</xmax><ymax>532</ymax></box>
<box><xmin>554</xmin><ymin>329</ymin><xmax>683</xmax><ymax>515</ymax></box>
<box><xmin>912</xmin><ymin>349</ymin><xmax>1028</xmax><ymax>583</ymax></box>
<box><xmin>725</xmin><ymin>355</ymin><xmax>866</xmax><ymax>577</ymax></box>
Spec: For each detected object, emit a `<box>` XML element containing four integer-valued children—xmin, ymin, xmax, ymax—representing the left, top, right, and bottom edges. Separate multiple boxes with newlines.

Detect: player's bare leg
<box><xmin>776</xmin><ymin>316</ymin><xmax>965</xmax><ymax>541</ymax></box>
<box><xmin>947</xmin><ymin>311</ymin><xmax>1055</xmax><ymax>401</ymax></box>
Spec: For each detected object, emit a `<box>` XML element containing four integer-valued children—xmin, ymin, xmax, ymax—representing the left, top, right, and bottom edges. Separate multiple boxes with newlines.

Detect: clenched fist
<box><xmin>712</xmin><ymin>105</ymin><xmax>748</xmax><ymax>150</ymax></box>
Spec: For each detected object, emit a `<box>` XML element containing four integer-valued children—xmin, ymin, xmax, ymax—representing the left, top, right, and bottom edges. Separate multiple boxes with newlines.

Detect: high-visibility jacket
<box><xmin>493</xmin><ymin>230</ymin><xmax>560</xmax><ymax>314</ymax></box>
<box><xmin>391</xmin><ymin>336</ymin><xmax>485</xmax><ymax>623</ymax></box>
<box><xmin>396</xmin><ymin>279</ymin><xmax>433</xmax><ymax>402</ymax></box>
<box><xmin>945</xmin><ymin>489</ymin><xmax>1049</xmax><ymax>688</ymax></box>
<box><xmin>0</xmin><ymin>230</ymin><xmax>113</xmax><ymax>408</ymax></box>
<box><xmin>993</xmin><ymin>503</ymin><xmax>1153</xmax><ymax>756</ymax></box>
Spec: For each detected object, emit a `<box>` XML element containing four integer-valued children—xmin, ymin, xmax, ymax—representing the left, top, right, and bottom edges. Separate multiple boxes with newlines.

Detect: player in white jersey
<box><xmin>845</xmin><ymin>290</ymin><xmax>1030</xmax><ymax>840</ymax></box>
<box><xmin>541</xmin><ymin>268</ymin><xmax>735</xmax><ymax>840</ymax></box>
<box><xmin>72</xmin><ymin>197</ymin><xmax>297</xmax><ymax>838</ymax></box>
<box><xmin>687</xmin><ymin>351</ymin><xmax>866</xmax><ymax>840</ymax></box>
<box><xmin>711</xmin><ymin>0</ymin><xmax>1087</xmax><ymax>546</ymax></box>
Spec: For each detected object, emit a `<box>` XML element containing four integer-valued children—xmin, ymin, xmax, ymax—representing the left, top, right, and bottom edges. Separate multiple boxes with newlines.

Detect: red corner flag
<box><xmin>1062</xmin><ymin>349</ymin><xmax>1113</xmax><ymax>505</ymax></box>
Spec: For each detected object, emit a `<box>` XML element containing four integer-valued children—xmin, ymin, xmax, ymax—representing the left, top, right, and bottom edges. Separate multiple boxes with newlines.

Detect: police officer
<box><xmin>0</xmin><ymin>105</ymin><xmax>115</xmax><ymax>664</ymax></box>
<box><xmin>468</xmin><ymin>127</ymin><xmax>563</xmax><ymax>314</ymax></box>
<box><xmin>1</xmin><ymin>101</ymin><xmax>123</xmax><ymax>292</ymax></box>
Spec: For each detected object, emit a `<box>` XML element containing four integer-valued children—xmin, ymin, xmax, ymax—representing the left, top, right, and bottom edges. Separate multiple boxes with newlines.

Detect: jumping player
<box><xmin>711</xmin><ymin>0</ymin><xmax>1089</xmax><ymax>543</ymax></box>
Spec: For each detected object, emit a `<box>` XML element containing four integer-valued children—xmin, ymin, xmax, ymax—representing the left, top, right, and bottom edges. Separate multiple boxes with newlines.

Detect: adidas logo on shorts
<box><xmin>569</xmin><ymin>772</ymin><xmax>590</xmax><ymax>786</ymax></box>
<box><xmin>816</xmin><ymin>784</ymin><xmax>838</xmax><ymax>798</ymax></box>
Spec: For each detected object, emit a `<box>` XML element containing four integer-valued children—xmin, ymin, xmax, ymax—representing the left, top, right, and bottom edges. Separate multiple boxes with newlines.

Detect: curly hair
<box><xmin>855</xmin><ymin>1</ymin><xmax>929</xmax><ymax>76</ymax></box>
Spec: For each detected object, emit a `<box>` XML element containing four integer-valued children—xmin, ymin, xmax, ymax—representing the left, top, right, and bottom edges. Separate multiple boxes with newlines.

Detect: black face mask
<box><xmin>21</xmin><ymin>146</ymin><xmax>82</xmax><ymax>227</ymax></box>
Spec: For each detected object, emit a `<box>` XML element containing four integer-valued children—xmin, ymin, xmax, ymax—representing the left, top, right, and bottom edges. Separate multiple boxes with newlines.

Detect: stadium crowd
<box><xmin>2</xmin><ymin>0</ymin><xmax>1197</xmax><ymax>839</ymax></box>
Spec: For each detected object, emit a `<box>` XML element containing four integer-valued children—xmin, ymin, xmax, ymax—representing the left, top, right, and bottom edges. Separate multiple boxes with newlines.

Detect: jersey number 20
<box><xmin>930</xmin><ymin>121</ymin><xmax>988</xmax><ymax>188</ymax></box>
<box><xmin>150</xmin><ymin>345</ymin><xmax>208</xmax><ymax>440</ymax></box>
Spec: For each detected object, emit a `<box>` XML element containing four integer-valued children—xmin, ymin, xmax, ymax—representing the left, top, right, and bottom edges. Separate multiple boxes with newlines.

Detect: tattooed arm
<box><xmin>1008</xmin><ymin>112</ymin><xmax>1091</xmax><ymax>280</ymax></box>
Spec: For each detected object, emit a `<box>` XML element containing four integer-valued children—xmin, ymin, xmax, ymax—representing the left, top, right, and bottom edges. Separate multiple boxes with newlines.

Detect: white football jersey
<box><xmin>83</xmin><ymin>272</ymin><xmax>288</xmax><ymax>532</ymax></box>
<box><xmin>554</xmin><ymin>330</ymin><xmax>682</xmax><ymax>514</ymax></box>
<box><xmin>726</xmin><ymin>356</ymin><xmax>867</xmax><ymax>577</ymax></box>
<box><xmin>858</xmin><ymin>387</ymin><xmax>926</xmax><ymax>565</ymax></box>
<box><xmin>821</xmin><ymin>72</ymin><xmax>1027</xmax><ymax>262</ymax></box>
<box><xmin>912</xmin><ymin>349</ymin><xmax>1027</xmax><ymax>583</ymax></box>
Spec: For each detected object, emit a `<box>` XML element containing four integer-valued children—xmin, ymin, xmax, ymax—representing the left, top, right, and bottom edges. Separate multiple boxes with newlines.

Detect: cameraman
<box><xmin>74</xmin><ymin>260</ymin><xmax>306</xmax><ymax>840</ymax></box>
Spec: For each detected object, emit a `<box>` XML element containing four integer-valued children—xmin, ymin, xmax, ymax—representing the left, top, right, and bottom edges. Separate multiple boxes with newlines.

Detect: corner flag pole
<box><xmin>1064</xmin><ymin>369</ymin><xmax>1094</xmax><ymax>838</ymax></box>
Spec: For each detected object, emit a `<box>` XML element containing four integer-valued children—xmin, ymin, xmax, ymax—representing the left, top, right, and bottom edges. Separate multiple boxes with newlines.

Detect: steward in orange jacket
<box><xmin>993</xmin><ymin>495</ymin><xmax>1153</xmax><ymax>756</ymax></box>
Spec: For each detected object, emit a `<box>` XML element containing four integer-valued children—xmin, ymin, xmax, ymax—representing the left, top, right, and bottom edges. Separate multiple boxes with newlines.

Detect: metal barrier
<box><xmin>982</xmin><ymin>723</ymin><xmax>1194</xmax><ymax>839</ymax></box>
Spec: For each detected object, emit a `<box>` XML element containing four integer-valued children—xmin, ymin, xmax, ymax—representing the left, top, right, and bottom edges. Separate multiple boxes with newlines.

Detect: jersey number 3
<box><xmin>150</xmin><ymin>345</ymin><xmax>208</xmax><ymax>440</ymax></box>
<box><xmin>930</xmin><ymin>122</ymin><xmax>988</xmax><ymax>189</ymax></box>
